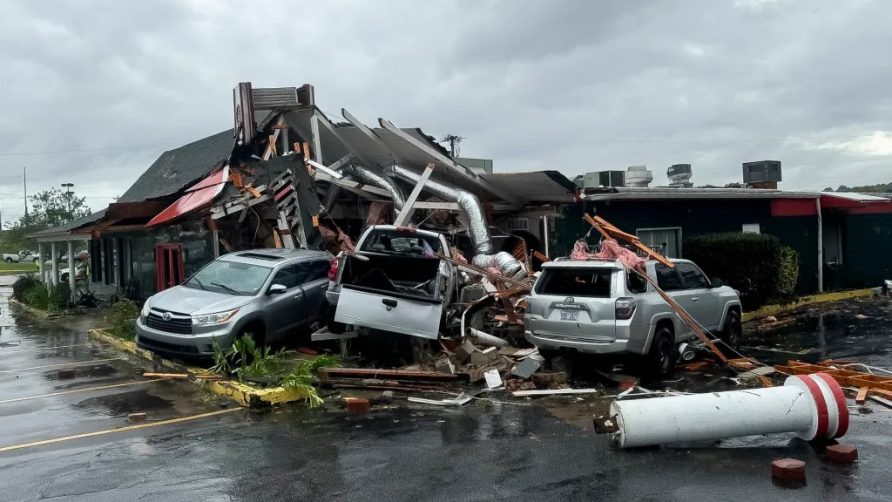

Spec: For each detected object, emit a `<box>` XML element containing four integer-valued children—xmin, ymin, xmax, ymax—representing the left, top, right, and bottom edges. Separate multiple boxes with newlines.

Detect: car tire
<box><xmin>719</xmin><ymin>309</ymin><xmax>742</xmax><ymax>356</ymax></box>
<box><xmin>646</xmin><ymin>327</ymin><xmax>676</xmax><ymax>378</ymax></box>
<box><xmin>4</xmin><ymin>258</ymin><xmax>11</xmax><ymax>263</ymax></box>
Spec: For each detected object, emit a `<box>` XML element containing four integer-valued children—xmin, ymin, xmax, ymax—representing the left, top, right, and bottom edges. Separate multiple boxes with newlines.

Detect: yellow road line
<box><xmin>0</xmin><ymin>379</ymin><xmax>169</xmax><ymax>404</ymax></box>
<box><xmin>0</xmin><ymin>408</ymin><xmax>242</xmax><ymax>453</ymax></box>
<box><xmin>0</xmin><ymin>357</ymin><xmax>125</xmax><ymax>374</ymax></box>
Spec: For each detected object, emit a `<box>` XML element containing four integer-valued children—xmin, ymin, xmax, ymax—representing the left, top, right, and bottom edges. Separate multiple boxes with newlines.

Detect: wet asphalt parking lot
<box><xmin>0</xmin><ymin>275</ymin><xmax>890</xmax><ymax>501</ymax></box>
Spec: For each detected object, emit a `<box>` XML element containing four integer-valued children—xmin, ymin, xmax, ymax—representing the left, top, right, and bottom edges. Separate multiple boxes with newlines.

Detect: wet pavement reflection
<box><xmin>1</xmin><ymin>276</ymin><xmax>890</xmax><ymax>501</ymax></box>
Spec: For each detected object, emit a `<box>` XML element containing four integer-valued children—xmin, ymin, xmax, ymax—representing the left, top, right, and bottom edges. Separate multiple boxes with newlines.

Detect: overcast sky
<box><xmin>2</xmin><ymin>0</ymin><xmax>891</xmax><ymax>224</ymax></box>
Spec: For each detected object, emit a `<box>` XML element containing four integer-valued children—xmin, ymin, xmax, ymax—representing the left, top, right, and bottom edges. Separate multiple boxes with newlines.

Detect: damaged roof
<box><xmin>481</xmin><ymin>171</ymin><xmax>578</xmax><ymax>203</ymax></box>
<box><xmin>118</xmin><ymin>129</ymin><xmax>234</xmax><ymax>203</ymax></box>
<box><xmin>27</xmin><ymin>209</ymin><xmax>108</xmax><ymax>241</ymax></box>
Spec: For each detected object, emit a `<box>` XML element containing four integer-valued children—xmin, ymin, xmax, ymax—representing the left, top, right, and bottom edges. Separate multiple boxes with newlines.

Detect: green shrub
<box><xmin>11</xmin><ymin>274</ymin><xmax>41</xmax><ymax>301</ymax></box>
<box><xmin>684</xmin><ymin>232</ymin><xmax>800</xmax><ymax>308</ymax></box>
<box><xmin>47</xmin><ymin>282</ymin><xmax>70</xmax><ymax>312</ymax></box>
<box><xmin>22</xmin><ymin>283</ymin><xmax>49</xmax><ymax>310</ymax></box>
<box><xmin>106</xmin><ymin>299</ymin><xmax>139</xmax><ymax>339</ymax></box>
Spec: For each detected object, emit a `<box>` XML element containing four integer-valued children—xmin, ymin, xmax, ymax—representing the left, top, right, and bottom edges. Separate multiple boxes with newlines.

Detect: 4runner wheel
<box><xmin>646</xmin><ymin>328</ymin><xmax>676</xmax><ymax>378</ymax></box>
<box><xmin>720</xmin><ymin>309</ymin><xmax>742</xmax><ymax>356</ymax></box>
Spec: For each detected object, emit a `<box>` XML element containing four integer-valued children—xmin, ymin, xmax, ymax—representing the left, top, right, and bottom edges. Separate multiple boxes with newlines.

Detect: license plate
<box><xmin>560</xmin><ymin>310</ymin><xmax>579</xmax><ymax>321</ymax></box>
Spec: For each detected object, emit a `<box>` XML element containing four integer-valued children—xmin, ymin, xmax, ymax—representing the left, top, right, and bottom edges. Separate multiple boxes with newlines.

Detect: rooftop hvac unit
<box><xmin>743</xmin><ymin>160</ymin><xmax>782</xmax><ymax>184</ymax></box>
<box><xmin>625</xmin><ymin>165</ymin><xmax>653</xmax><ymax>187</ymax></box>
<box><xmin>581</xmin><ymin>171</ymin><xmax>625</xmax><ymax>188</ymax></box>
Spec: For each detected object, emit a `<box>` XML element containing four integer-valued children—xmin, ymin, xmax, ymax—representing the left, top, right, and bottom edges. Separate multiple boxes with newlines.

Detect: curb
<box><xmin>7</xmin><ymin>298</ymin><xmax>65</xmax><ymax>319</ymax></box>
<box><xmin>87</xmin><ymin>329</ymin><xmax>307</xmax><ymax>408</ymax></box>
<box><xmin>742</xmin><ymin>288</ymin><xmax>875</xmax><ymax>323</ymax></box>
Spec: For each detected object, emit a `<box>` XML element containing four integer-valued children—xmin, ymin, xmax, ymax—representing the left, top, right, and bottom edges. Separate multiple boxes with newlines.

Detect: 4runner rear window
<box><xmin>535</xmin><ymin>268</ymin><xmax>613</xmax><ymax>297</ymax></box>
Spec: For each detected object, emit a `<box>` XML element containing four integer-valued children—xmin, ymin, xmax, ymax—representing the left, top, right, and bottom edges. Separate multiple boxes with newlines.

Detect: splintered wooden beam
<box><xmin>582</xmin><ymin>213</ymin><xmax>674</xmax><ymax>268</ymax></box>
<box><xmin>393</xmin><ymin>162</ymin><xmax>435</xmax><ymax>226</ymax></box>
<box><xmin>631</xmin><ymin>265</ymin><xmax>728</xmax><ymax>362</ymax></box>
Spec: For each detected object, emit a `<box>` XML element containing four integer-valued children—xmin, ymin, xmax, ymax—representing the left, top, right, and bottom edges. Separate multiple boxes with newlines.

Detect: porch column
<box><xmin>50</xmin><ymin>242</ymin><xmax>58</xmax><ymax>288</ymax></box>
<box><xmin>67</xmin><ymin>241</ymin><xmax>75</xmax><ymax>299</ymax></box>
<box><xmin>37</xmin><ymin>242</ymin><xmax>44</xmax><ymax>282</ymax></box>
<box><xmin>816</xmin><ymin>198</ymin><xmax>823</xmax><ymax>293</ymax></box>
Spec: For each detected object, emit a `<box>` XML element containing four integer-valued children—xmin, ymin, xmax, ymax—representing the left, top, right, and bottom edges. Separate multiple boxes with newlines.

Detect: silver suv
<box><xmin>136</xmin><ymin>248</ymin><xmax>332</xmax><ymax>357</ymax></box>
<box><xmin>524</xmin><ymin>258</ymin><xmax>741</xmax><ymax>374</ymax></box>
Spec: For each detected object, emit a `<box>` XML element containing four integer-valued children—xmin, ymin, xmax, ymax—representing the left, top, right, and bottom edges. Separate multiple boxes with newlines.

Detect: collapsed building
<box><xmin>44</xmin><ymin>82</ymin><xmax>574</xmax><ymax>315</ymax></box>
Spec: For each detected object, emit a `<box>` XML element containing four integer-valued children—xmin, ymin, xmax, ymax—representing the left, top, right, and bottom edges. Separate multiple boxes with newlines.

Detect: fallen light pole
<box><xmin>595</xmin><ymin>373</ymin><xmax>849</xmax><ymax>448</ymax></box>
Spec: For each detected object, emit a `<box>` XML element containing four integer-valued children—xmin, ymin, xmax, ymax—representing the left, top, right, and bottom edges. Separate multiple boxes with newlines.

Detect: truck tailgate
<box><xmin>334</xmin><ymin>286</ymin><xmax>442</xmax><ymax>339</ymax></box>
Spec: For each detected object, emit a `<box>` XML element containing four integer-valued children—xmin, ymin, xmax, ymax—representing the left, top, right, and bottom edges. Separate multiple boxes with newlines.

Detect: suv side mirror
<box><xmin>710</xmin><ymin>277</ymin><xmax>724</xmax><ymax>288</ymax></box>
<box><xmin>267</xmin><ymin>284</ymin><xmax>287</xmax><ymax>295</ymax></box>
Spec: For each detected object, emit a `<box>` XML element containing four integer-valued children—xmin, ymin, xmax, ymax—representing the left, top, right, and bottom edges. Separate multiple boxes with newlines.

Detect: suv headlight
<box><xmin>192</xmin><ymin>308</ymin><xmax>239</xmax><ymax>326</ymax></box>
<box><xmin>141</xmin><ymin>302</ymin><xmax>151</xmax><ymax>319</ymax></box>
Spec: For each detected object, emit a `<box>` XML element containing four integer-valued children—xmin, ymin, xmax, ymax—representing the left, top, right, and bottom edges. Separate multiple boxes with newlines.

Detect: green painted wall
<box><xmin>552</xmin><ymin>199</ymin><xmax>819</xmax><ymax>293</ymax></box>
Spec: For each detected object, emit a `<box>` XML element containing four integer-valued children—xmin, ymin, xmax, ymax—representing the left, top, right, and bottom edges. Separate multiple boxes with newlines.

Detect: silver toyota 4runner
<box><xmin>524</xmin><ymin>258</ymin><xmax>742</xmax><ymax>375</ymax></box>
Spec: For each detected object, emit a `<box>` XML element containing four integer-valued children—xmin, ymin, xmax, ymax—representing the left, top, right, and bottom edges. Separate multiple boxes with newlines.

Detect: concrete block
<box><xmin>771</xmin><ymin>458</ymin><xmax>806</xmax><ymax>482</ymax></box>
<box><xmin>825</xmin><ymin>444</ymin><xmax>858</xmax><ymax>464</ymax></box>
<box><xmin>511</xmin><ymin>355</ymin><xmax>544</xmax><ymax>379</ymax></box>
<box><xmin>470</xmin><ymin>346</ymin><xmax>499</xmax><ymax>367</ymax></box>
<box><xmin>532</xmin><ymin>371</ymin><xmax>568</xmax><ymax>388</ymax></box>
<box><xmin>454</xmin><ymin>341</ymin><xmax>477</xmax><ymax>364</ymax></box>
<box><xmin>346</xmin><ymin>397</ymin><xmax>371</xmax><ymax>414</ymax></box>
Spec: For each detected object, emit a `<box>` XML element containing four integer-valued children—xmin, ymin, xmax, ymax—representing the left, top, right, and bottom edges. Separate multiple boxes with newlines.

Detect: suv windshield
<box><xmin>361</xmin><ymin>230</ymin><xmax>441</xmax><ymax>257</ymax></box>
<box><xmin>536</xmin><ymin>267</ymin><xmax>613</xmax><ymax>297</ymax></box>
<box><xmin>185</xmin><ymin>260</ymin><xmax>272</xmax><ymax>295</ymax></box>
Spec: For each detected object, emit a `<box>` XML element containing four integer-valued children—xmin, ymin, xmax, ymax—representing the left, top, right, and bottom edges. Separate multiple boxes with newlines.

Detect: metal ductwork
<box><xmin>471</xmin><ymin>252</ymin><xmax>526</xmax><ymax>280</ymax></box>
<box><xmin>385</xmin><ymin>165</ymin><xmax>492</xmax><ymax>255</ymax></box>
<box><xmin>385</xmin><ymin>165</ymin><xmax>525</xmax><ymax>279</ymax></box>
<box><xmin>345</xmin><ymin>164</ymin><xmax>406</xmax><ymax>211</ymax></box>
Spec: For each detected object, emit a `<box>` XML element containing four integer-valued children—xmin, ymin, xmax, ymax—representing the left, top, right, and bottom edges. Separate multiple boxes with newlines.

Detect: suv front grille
<box><xmin>137</xmin><ymin>337</ymin><xmax>199</xmax><ymax>355</ymax></box>
<box><xmin>146</xmin><ymin>310</ymin><xmax>192</xmax><ymax>334</ymax></box>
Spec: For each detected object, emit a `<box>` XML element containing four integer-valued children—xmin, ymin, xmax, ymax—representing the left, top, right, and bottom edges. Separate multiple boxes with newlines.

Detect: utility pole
<box><xmin>23</xmin><ymin>166</ymin><xmax>28</xmax><ymax>217</ymax></box>
<box><xmin>440</xmin><ymin>134</ymin><xmax>463</xmax><ymax>158</ymax></box>
<box><xmin>61</xmin><ymin>183</ymin><xmax>74</xmax><ymax>214</ymax></box>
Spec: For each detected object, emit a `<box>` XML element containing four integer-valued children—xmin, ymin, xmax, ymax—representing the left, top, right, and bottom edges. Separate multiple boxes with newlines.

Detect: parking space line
<box><xmin>0</xmin><ymin>357</ymin><xmax>125</xmax><ymax>374</ymax></box>
<box><xmin>0</xmin><ymin>343</ymin><xmax>94</xmax><ymax>354</ymax></box>
<box><xmin>0</xmin><ymin>379</ymin><xmax>170</xmax><ymax>404</ymax></box>
<box><xmin>0</xmin><ymin>408</ymin><xmax>242</xmax><ymax>453</ymax></box>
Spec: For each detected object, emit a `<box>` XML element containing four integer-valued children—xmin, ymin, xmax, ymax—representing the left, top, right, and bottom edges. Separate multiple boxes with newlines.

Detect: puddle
<box><xmin>75</xmin><ymin>389</ymin><xmax>175</xmax><ymax>416</ymax></box>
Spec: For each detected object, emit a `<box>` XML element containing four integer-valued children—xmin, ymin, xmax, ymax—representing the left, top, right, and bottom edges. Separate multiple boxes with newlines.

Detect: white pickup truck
<box><xmin>325</xmin><ymin>225</ymin><xmax>457</xmax><ymax>340</ymax></box>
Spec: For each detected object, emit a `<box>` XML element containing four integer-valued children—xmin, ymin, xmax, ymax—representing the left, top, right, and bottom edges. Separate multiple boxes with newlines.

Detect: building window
<box><xmin>637</xmin><ymin>227</ymin><xmax>682</xmax><ymax>258</ymax></box>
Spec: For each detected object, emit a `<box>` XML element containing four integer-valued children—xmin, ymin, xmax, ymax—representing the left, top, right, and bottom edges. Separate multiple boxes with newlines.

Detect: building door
<box><xmin>155</xmin><ymin>243</ymin><xmax>185</xmax><ymax>292</ymax></box>
<box><xmin>637</xmin><ymin>227</ymin><xmax>682</xmax><ymax>258</ymax></box>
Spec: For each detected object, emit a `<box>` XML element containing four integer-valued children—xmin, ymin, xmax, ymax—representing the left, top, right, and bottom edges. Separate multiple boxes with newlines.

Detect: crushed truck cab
<box><xmin>325</xmin><ymin>225</ymin><xmax>456</xmax><ymax>339</ymax></box>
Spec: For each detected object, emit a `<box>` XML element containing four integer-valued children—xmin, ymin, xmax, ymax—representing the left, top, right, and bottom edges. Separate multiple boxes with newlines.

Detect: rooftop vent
<box><xmin>668</xmin><ymin>164</ymin><xmax>693</xmax><ymax>188</ymax></box>
<box><xmin>625</xmin><ymin>165</ymin><xmax>653</xmax><ymax>187</ymax></box>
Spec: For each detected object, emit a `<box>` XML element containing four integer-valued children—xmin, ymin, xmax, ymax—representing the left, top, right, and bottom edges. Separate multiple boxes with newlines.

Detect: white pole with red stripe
<box><xmin>609</xmin><ymin>372</ymin><xmax>849</xmax><ymax>448</ymax></box>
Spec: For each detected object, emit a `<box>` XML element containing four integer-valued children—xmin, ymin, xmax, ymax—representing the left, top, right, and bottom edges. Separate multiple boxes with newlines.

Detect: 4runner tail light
<box><xmin>615</xmin><ymin>297</ymin><xmax>637</xmax><ymax>320</ymax></box>
<box><xmin>328</xmin><ymin>258</ymin><xmax>340</xmax><ymax>281</ymax></box>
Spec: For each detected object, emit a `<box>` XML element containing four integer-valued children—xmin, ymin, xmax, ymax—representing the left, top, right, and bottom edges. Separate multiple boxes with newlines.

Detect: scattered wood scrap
<box><xmin>511</xmin><ymin>388</ymin><xmax>599</xmax><ymax>397</ymax></box>
<box><xmin>142</xmin><ymin>372</ymin><xmax>223</xmax><ymax>381</ymax></box>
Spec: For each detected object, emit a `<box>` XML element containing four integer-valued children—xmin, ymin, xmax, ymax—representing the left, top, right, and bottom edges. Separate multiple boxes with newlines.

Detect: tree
<box><xmin>0</xmin><ymin>188</ymin><xmax>91</xmax><ymax>252</ymax></box>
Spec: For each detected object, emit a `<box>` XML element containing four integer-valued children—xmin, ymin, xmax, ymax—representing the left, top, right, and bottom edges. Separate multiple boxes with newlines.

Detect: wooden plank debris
<box><xmin>319</xmin><ymin>367</ymin><xmax>460</xmax><ymax>382</ymax></box>
<box><xmin>393</xmin><ymin>162</ymin><xmax>435</xmax><ymax>226</ymax></box>
<box><xmin>855</xmin><ymin>386</ymin><xmax>869</xmax><ymax>404</ymax></box>
<box><xmin>511</xmin><ymin>388</ymin><xmax>599</xmax><ymax>397</ymax></box>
